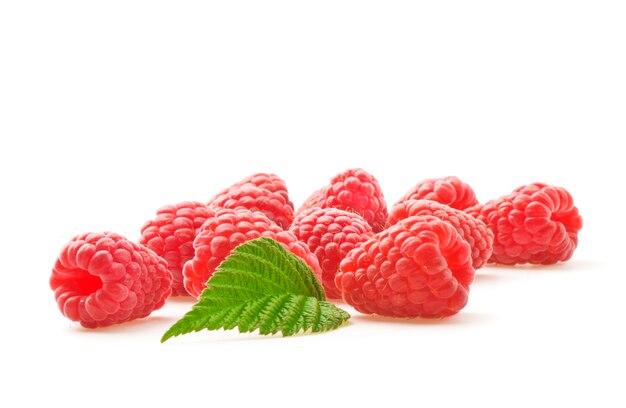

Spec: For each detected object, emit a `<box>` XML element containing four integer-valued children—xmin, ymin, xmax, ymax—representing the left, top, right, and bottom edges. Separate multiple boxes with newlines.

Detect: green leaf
<box><xmin>161</xmin><ymin>237</ymin><xmax>349</xmax><ymax>342</ymax></box>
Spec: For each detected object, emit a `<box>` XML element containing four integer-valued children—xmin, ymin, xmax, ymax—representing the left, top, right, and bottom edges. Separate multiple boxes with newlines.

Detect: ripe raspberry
<box><xmin>299</xmin><ymin>187</ymin><xmax>326</xmax><ymax>213</ymax></box>
<box><xmin>297</xmin><ymin>168</ymin><xmax>388</xmax><ymax>233</ymax></box>
<box><xmin>289</xmin><ymin>207</ymin><xmax>374</xmax><ymax>299</ymax></box>
<box><xmin>396</xmin><ymin>176</ymin><xmax>478</xmax><ymax>210</ymax></box>
<box><xmin>50</xmin><ymin>232</ymin><xmax>173</xmax><ymax>328</ymax></box>
<box><xmin>208</xmin><ymin>186</ymin><xmax>294</xmax><ymax>229</ymax></box>
<box><xmin>388</xmin><ymin>200</ymin><xmax>493</xmax><ymax>269</ymax></box>
<box><xmin>183</xmin><ymin>208</ymin><xmax>322</xmax><ymax>297</ymax></box>
<box><xmin>336</xmin><ymin>216</ymin><xmax>474</xmax><ymax>318</ymax></box>
<box><xmin>210</xmin><ymin>173</ymin><xmax>293</xmax><ymax>211</ymax></box>
<box><xmin>466</xmin><ymin>183</ymin><xmax>583</xmax><ymax>265</ymax></box>
<box><xmin>139</xmin><ymin>201</ymin><xmax>214</xmax><ymax>296</ymax></box>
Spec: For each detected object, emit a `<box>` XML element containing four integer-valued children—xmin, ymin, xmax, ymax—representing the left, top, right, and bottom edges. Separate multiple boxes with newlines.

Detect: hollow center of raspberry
<box><xmin>73</xmin><ymin>268</ymin><xmax>103</xmax><ymax>295</ymax></box>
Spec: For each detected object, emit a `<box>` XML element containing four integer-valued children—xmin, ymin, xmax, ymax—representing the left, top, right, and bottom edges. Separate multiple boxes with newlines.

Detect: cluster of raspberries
<box><xmin>50</xmin><ymin>170</ymin><xmax>583</xmax><ymax>328</ymax></box>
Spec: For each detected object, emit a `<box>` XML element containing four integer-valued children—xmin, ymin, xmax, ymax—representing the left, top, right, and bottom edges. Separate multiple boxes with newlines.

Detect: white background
<box><xmin>1</xmin><ymin>1</ymin><xmax>625</xmax><ymax>407</ymax></box>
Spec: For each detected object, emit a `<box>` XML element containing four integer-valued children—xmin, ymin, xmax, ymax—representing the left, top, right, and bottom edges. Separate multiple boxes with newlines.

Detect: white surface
<box><xmin>1</xmin><ymin>1</ymin><xmax>625</xmax><ymax>407</ymax></box>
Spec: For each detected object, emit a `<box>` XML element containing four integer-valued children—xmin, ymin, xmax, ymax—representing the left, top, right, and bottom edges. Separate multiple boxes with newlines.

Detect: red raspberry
<box><xmin>288</xmin><ymin>207</ymin><xmax>374</xmax><ymax>299</ymax></box>
<box><xmin>466</xmin><ymin>183</ymin><xmax>583</xmax><ymax>265</ymax></box>
<box><xmin>210</xmin><ymin>173</ymin><xmax>293</xmax><ymax>211</ymax></box>
<box><xmin>139</xmin><ymin>201</ymin><xmax>214</xmax><ymax>296</ymax></box>
<box><xmin>208</xmin><ymin>186</ymin><xmax>294</xmax><ymax>229</ymax></box>
<box><xmin>336</xmin><ymin>216</ymin><xmax>474</xmax><ymax>318</ymax></box>
<box><xmin>388</xmin><ymin>200</ymin><xmax>494</xmax><ymax>269</ymax></box>
<box><xmin>299</xmin><ymin>187</ymin><xmax>326</xmax><ymax>213</ymax></box>
<box><xmin>50</xmin><ymin>232</ymin><xmax>173</xmax><ymax>328</ymax></box>
<box><xmin>396</xmin><ymin>176</ymin><xmax>478</xmax><ymax>210</ymax></box>
<box><xmin>183</xmin><ymin>208</ymin><xmax>322</xmax><ymax>297</ymax></box>
<box><xmin>297</xmin><ymin>168</ymin><xmax>388</xmax><ymax>233</ymax></box>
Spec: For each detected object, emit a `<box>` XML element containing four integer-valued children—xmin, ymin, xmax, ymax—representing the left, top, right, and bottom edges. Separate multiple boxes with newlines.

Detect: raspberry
<box><xmin>396</xmin><ymin>176</ymin><xmax>478</xmax><ymax>210</ymax></box>
<box><xmin>210</xmin><ymin>173</ymin><xmax>293</xmax><ymax>211</ymax></box>
<box><xmin>466</xmin><ymin>183</ymin><xmax>583</xmax><ymax>265</ymax></box>
<box><xmin>299</xmin><ymin>187</ymin><xmax>326</xmax><ymax>213</ymax></box>
<box><xmin>183</xmin><ymin>208</ymin><xmax>322</xmax><ymax>297</ymax></box>
<box><xmin>139</xmin><ymin>201</ymin><xmax>214</xmax><ymax>296</ymax></box>
<box><xmin>50</xmin><ymin>232</ymin><xmax>173</xmax><ymax>328</ymax></box>
<box><xmin>336</xmin><ymin>216</ymin><xmax>474</xmax><ymax>318</ymax></box>
<box><xmin>288</xmin><ymin>207</ymin><xmax>374</xmax><ymax>299</ymax></box>
<box><xmin>208</xmin><ymin>186</ymin><xmax>294</xmax><ymax>229</ymax></box>
<box><xmin>388</xmin><ymin>200</ymin><xmax>494</xmax><ymax>269</ymax></box>
<box><xmin>297</xmin><ymin>168</ymin><xmax>388</xmax><ymax>233</ymax></box>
